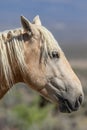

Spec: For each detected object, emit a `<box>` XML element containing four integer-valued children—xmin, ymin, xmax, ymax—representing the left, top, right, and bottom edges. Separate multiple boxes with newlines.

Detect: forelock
<box><xmin>38</xmin><ymin>26</ymin><xmax>61</xmax><ymax>51</ymax></box>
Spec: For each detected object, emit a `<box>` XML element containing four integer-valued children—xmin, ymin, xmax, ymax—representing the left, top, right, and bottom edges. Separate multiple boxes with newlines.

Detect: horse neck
<box><xmin>0</xmin><ymin>31</ymin><xmax>26</xmax><ymax>99</ymax></box>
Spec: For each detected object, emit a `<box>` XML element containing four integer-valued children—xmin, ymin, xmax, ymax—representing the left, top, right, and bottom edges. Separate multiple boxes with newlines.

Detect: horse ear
<box><xmin>21</xmin><ymin>16</ymin><xmax>32</xmax><ymax>31</ymax></box>
<box><xmin>33</xmin><ymin>15</ymin><xmax>42</xmax><ymax>25</ymax></box>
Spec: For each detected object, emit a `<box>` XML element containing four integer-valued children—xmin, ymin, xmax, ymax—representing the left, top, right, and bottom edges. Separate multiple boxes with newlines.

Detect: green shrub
<box><xmin>12</xmin><ymin>96</ymin><xmax>53</xmax><ymax>130</ymax></box>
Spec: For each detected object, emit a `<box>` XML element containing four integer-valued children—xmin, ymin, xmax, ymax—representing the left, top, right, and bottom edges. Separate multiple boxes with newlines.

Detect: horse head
<box><xmin>21</xmin><ymin>16</ymin><xmax>84</xmax><ymax>113</ymax></box>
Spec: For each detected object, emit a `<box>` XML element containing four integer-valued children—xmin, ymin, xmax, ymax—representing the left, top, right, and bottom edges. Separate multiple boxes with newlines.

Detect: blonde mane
<box><xmin>0</xmin><ymin>28</ymin><xmax>27</xmax><ymax>88</ymax></box>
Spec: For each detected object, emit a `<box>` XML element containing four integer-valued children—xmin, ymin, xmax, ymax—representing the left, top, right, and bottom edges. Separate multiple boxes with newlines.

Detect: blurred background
<box><xmin>0</xmin><ymin>0</ymin><xmax>87</xmax><ymax>130</ymax></box>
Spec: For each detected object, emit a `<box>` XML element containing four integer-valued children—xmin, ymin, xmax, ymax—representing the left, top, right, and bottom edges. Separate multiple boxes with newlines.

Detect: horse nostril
<box><xmin>79</xmin><ymin>95</ymin><xmax>83</xmax><ymax>104</ymax></box>
<box><xmin>75</xmin><ymin>95</ymin><xmax>83</xmax><ymax>109</ymax></box>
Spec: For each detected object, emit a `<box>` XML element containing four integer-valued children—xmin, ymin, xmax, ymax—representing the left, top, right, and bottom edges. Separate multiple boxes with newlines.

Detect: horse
<box><xmin>0</xmin><ymin>15</ymin><xmax>84</xmax><ymax>113</ymax></box>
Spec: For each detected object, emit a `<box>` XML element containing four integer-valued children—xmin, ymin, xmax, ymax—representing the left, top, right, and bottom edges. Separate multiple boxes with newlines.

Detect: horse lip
<box><xmin>59</xmin><ymin>101</ymin><xmax>72</xmax><ymax>113</ymax></box>
<box><xmin>51</xmin><ymin>91</ymin><xmax>73</xmax><ymax>113</ymax></box>
<box><xmin>55</xmin><ymin>93</ymin><xmax>78</xmax><ymax>113</ymax></box>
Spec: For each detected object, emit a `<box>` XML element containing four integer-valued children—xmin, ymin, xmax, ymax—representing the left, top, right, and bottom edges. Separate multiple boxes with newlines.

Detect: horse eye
<box><xmin>52</xmin><ymin>51</ymin><xmax>60</xmax><ymax>59</ymax></box>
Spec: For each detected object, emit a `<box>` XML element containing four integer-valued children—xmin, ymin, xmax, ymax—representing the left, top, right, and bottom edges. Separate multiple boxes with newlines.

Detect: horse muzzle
<box><xmin>55</xmin><ymin>92</ymin><xmax>83</xmax><ymax>113</ymax></box>
<box><xmin>39</xmin><ymin>78</ymin><xmax>84</xmax><ymax>113</ymax></box>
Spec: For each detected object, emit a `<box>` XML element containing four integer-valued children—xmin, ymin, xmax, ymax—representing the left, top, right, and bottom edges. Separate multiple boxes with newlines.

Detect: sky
<box><xmin>0</xmin><ymin>0</ymin><xmax>87</xmax><ymax>46</ymax></box>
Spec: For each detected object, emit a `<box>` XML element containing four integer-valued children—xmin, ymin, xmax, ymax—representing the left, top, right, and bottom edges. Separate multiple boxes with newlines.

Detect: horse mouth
<box><xmin>46</xmin><ymin>83</ymin><xmax>72</xmax><ymax>113</ymax></box>
<box><xmin>40</xmin><ymin>82</ymin><xmax>79</xmax><ymax>113</ymax></box>
<box><xmin>55</xmin><ymin>93</ymin><xmax>73</xmax><ymax>113</ymax></box>
<box><xmin>59</xmin><ymin>102</ymin><xmax>72</xmax><ymax>113</ymax></box>
<box><xmin>55</xmin><ymin>93</ymin><xmax>80</xmax><ymax>113</ymax></box>
<box><xmin>45</xmin><ymin>82</ymin><xmax>78</xmax><ymax>113</ymax></box>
